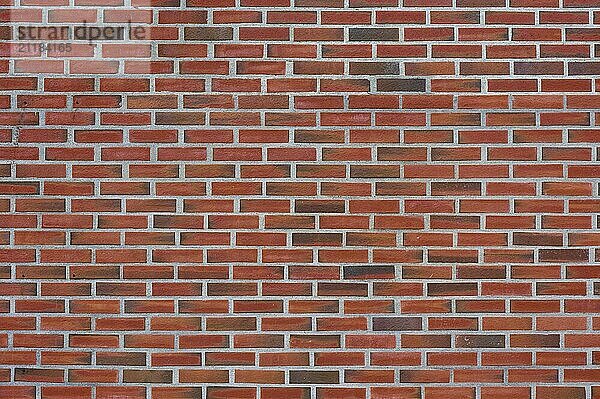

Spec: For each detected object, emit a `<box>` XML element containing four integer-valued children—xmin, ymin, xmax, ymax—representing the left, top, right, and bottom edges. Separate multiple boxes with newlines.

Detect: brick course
<box><xmin>2</xmin><ymin>0</ymin><xmax>600</xmax><ymax>398</ymax></box>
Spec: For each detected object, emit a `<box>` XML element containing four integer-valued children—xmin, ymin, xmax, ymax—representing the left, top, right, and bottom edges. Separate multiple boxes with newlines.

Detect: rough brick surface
<box><xmin>2</xmin><ymin>0</ymin><xmax>600</xmax><ymax>398</ymax></box>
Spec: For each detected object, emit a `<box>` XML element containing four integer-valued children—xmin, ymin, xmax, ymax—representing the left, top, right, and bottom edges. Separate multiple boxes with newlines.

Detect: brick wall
<box><xmin>2</xmin><ymin>0</ymin><xmax>600</xmax><ymax>398</ymax></box>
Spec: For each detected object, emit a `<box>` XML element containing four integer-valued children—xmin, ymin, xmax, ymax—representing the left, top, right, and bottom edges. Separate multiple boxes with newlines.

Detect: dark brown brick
<box><xmin>349</xmin><ymin>62</ymin><xmax>400</xmax><ymax>75</ymax></box>
<box><xmin>373</xmin><ymin>317</ymin><xmax>422</xmax><ymax>331</ymax></box>
<box><xmin>377</xmin><ymin>78</ymin><xmax>426</xmax><ymax>92</ymax></box>
<box><xmin>289</xmin><ymin>370</ymin><xmax>340</xmax><ymax>384</ymax></box>
<box><xmin>349</xmin><ymin>28</ymin><xmax>399</xmax><ymax>41</ymax></box>
<box><xmin>185</xmin><ymin>27</ymin><xmax>234</xmax><ymax>41</ymax></box>
<box><xmin>456</xmin><ymin>335</ymin><xmax>505</xmax><ymax>348</ymax></box>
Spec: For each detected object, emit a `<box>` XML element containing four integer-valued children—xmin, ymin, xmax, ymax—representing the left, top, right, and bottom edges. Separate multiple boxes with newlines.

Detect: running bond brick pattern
<box><xmin>1</xmin><ymin>0</ymin><xmax>600</xmax><ymax>398</ymax></box>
